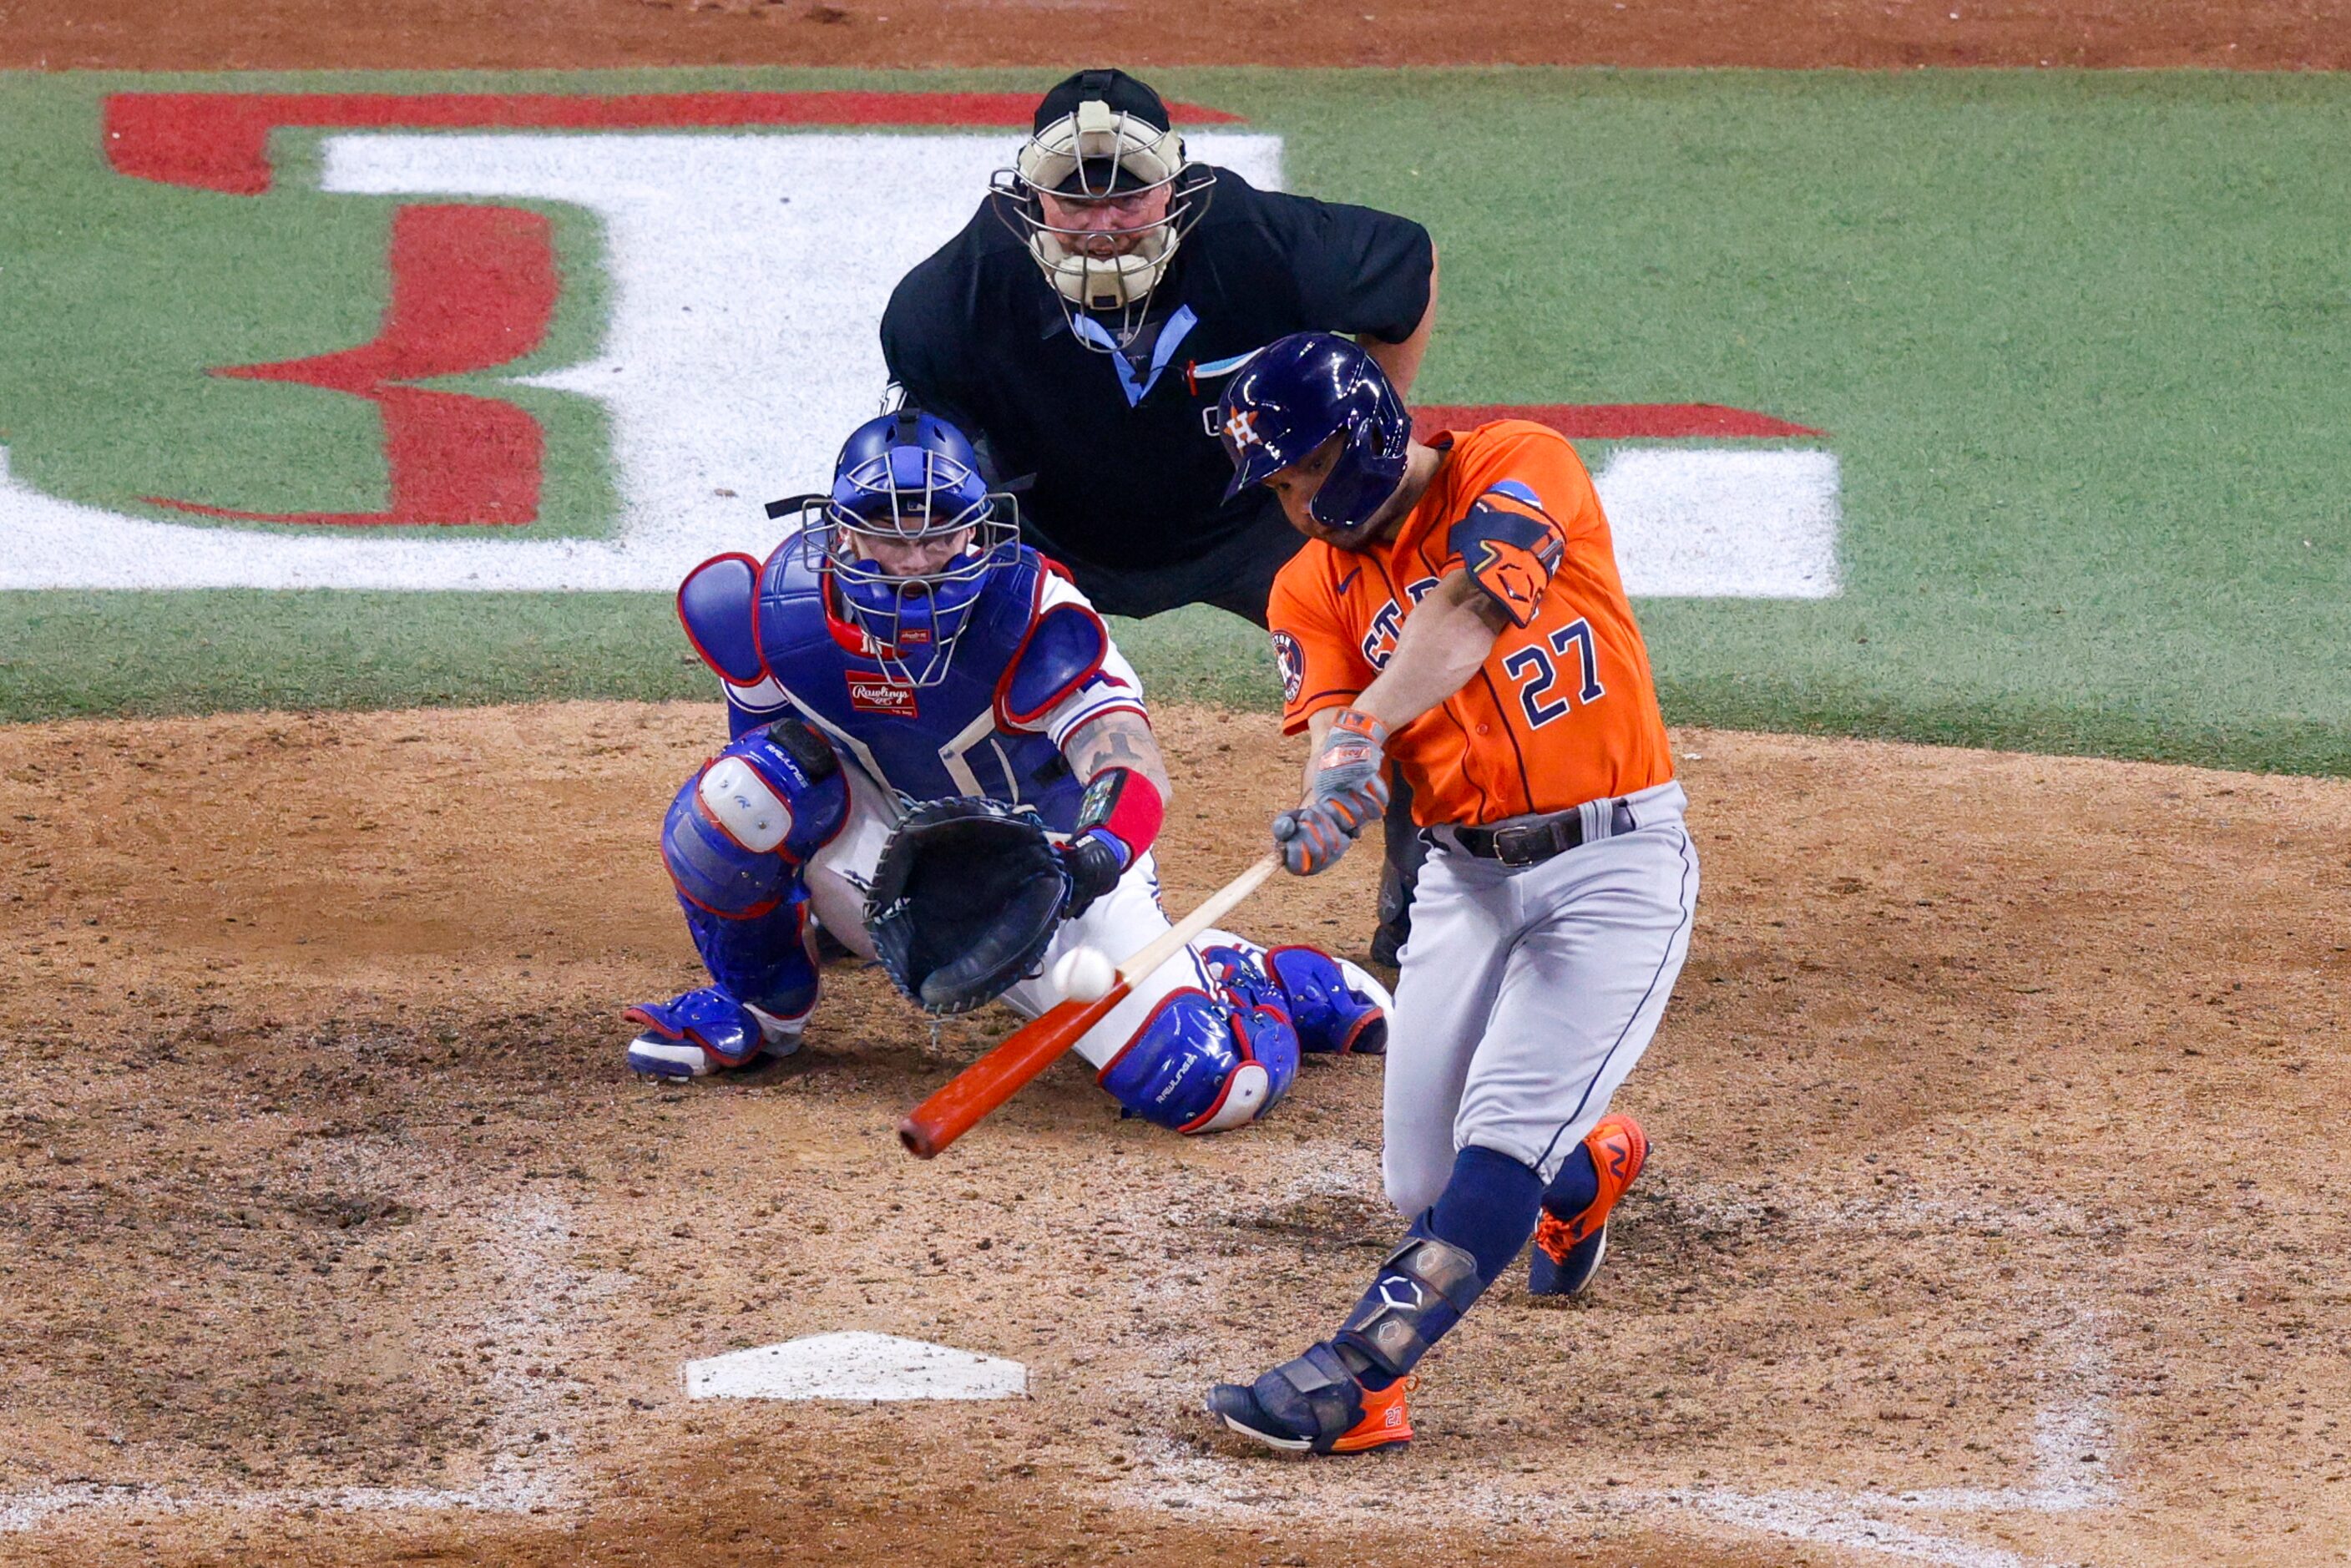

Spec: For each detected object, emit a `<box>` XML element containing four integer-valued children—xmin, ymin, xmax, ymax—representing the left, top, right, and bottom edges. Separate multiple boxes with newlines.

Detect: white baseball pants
<box><xmin>1381</xmin><ymin>778</ymin><xmax>1698</xmax><ymax>1218</ymax></box>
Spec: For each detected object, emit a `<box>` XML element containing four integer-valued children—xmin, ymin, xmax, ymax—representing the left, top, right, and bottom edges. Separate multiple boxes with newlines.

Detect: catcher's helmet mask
<box><xmin>991</xmin><ymin>69</ymin><xmax>1214</xmax><ymax>346</ymax></box>
<box><xmin>1216</xmin><ymin>332</ymin><xmax>1413</xmax><ymax>542</ymax></box>
<box><xmin>799</xmin><ymin>410</ymin><xmax>1020</xmax><ymax>689</ymax></box>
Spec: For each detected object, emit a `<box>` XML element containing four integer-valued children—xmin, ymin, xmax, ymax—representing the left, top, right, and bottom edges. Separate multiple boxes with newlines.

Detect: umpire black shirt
<box><xmin>881</xmin><ymin>169</ymin><xmax>1433</xmax><ymax>572</ymax></box>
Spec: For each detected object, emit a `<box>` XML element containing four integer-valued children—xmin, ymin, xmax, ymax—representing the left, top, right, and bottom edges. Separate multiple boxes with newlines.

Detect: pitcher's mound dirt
<box><xmin>2</xmin><ymin>701</ymin><xmax>2346</xmax><ymax>1566</ymax></box>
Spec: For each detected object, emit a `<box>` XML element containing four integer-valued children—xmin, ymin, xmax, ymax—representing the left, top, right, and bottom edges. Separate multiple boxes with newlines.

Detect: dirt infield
<box><xmin>3</xmin><ymin>701</ymin><xmax>2346</xmax><ymax>1566</ymax></box>
<box><xmin>6</xmin><ymin>0</ymin><xmax>2347</xmax><ymax>73</ymax></box>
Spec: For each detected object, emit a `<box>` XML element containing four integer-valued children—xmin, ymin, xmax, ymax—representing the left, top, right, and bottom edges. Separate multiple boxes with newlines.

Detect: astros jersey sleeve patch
<box><xmin>1446</xmin><ymin>481</ymin><xmax>1567</xmax><ymax>628</ymax></box>
<box><xmin>1267</xmin><ymin>544</ymin><xmax>1375</xmax><ymax>734</ymax></box>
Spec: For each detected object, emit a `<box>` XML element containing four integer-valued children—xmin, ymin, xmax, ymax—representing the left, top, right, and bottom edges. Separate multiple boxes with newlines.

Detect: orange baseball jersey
<box><xmin>1267</xmin><ymin>420</ymin><xmax>1674</xmax><ymax>828</ymax></box>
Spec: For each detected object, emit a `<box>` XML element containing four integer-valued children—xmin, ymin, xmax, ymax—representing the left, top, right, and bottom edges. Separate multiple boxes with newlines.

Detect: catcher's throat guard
<box><xmin>865</xmin><ymin>797</ymin><xmax>1072</xmax><ymax>1014</ymax></box>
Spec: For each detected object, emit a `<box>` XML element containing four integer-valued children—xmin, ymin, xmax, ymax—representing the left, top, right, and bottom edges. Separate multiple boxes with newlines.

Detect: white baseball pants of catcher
<box><xmin>1381</xmin><ymin>777</ymin><xmax>1699</xmax><ymax>1219</ymax></box>
<box><xmin>800</xmin><ymin>758</ymin><xmax>1293</xmax><ymax>1071</ymax></box>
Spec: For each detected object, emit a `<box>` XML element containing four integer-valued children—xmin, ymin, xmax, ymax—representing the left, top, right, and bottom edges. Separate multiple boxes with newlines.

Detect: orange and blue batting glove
<box><xmin>1272</xmin><ymin>802</ymin><xmax>1356</xmax><ymax>876</ymax></box>
<box><xmin>1273</xmin><ymin>709</ymin><xmax>1391</xmax><ymax>876</ymax></box>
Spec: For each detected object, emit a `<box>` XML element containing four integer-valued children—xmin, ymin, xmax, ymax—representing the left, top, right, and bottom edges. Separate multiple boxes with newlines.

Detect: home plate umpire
<box><xmin>880</xmin><ymin>68</ymin><xmax>1438</xmax><ymax>962</ymax></box>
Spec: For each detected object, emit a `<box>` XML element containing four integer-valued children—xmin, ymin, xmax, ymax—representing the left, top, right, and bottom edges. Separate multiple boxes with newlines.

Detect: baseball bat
<box><xmin>897</xmin><ymin>852</ymin><xmax>1281</xmax><ymax>1160</ymax></box>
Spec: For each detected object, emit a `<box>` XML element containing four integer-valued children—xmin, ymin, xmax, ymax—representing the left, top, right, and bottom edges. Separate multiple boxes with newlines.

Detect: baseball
<box><xmin>1050</xmin><ymin>944</ymin><xmax>1118</xmax><ymax>1003</ymax></box>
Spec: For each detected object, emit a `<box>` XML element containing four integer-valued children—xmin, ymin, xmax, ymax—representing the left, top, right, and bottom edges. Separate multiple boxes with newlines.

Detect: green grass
<box><xmin>3</xmin><ymin>68</ymin><xmax>2348</xmax><ymax>774</ymax></box>
<box><xmin>0</xmin><ymin>590</ymin><xmax>705</xmax><ymax>716</ymax></box>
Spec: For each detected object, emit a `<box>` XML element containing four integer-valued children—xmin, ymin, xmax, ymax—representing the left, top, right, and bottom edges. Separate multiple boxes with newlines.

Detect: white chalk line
<box><xmin>1108</xmin><ymin>1181</ymin><xmax>2121</xmax><ymax>1568</ymax></box>
<box><xmin>0</xmin><ymin>1194</ymin><xmax>624</xmax><ymax>1535</ymax></box>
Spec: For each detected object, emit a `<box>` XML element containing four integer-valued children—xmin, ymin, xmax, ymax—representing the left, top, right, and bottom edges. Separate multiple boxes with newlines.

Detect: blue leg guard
<box><xmin>626</xmin><ymin>897</ymin><xmax>820</xmax><ymax>1079</ymax></box>
<box><xmin>1096</xmin><ymin>970</ymin><xmax>1301</xmax><ymax>1135</ymax></box>
<box><xmin>1263</xmin><ymin>944</ymin><xmax>1390</xmax><ymax>1055</ymax></box>
<box><xmin>629</xmin><ymin>724</ymin><xmax>844</xmax><ymax>1080</ymax></box>
<box><xmin>625</xmin><ymin>985</ymin><xmax>804</xmax><ymax>1077</ymax></box>
<box><xmin>678</xmin><ymin>894</ymin><xmax>820</xmax><ymax>1019</ymax></box>
<box><xmin>659</xmin><ymin>721</ymin><xmax>847</xmax><ymax>916</ymax></box>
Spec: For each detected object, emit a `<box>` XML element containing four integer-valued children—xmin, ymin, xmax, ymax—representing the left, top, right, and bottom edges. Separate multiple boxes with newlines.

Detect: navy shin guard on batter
<box><xmin>1334</xmin><ymin>1147</ymin><xmax>1545</xmax><ymax>1385</ymax></box>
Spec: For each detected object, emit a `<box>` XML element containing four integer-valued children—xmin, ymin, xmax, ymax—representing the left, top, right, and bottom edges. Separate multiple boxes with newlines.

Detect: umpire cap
<box><xmin>1030</xmin><ymin>69</ymin><xmax>1173</xmax><ymax>194</ymax></box>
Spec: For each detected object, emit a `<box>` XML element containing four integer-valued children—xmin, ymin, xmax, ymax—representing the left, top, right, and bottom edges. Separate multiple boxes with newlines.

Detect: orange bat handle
<box><xmin>897</xmin><ymin>984</ymin><xmax>1129</xmax><ymax>1159</ymax></box>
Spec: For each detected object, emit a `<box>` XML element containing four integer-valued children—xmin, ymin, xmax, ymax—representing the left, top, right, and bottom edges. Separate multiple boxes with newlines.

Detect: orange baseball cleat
<box><xmin>1529</xmin><ymin>1112</ymin><xmax>1649</xmax><ymax>1297</ymax></box>
<box><xmin>1206</xmin><ymin>1343</ymin><xmax>1416</xmax><ymax>1456</ymax></box>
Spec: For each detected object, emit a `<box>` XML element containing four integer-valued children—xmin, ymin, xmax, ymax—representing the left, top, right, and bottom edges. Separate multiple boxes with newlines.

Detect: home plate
<box><xmin>683</xmin><ymin>1332</ymin><xmax>1029</xmax><ymax>1402</ymax></box>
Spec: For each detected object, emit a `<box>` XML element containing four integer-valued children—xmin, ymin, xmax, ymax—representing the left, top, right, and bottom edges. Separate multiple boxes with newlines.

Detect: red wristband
<box><xmin>1076</xmin><ymin>767</ymin><xmax>1165</xmax><ymax>861</ymax></box>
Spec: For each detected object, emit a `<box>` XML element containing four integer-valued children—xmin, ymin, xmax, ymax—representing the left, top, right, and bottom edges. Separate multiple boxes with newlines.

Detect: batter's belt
<box><xmin>1431</xmin><ymin>798</ymin><xmax>1641</xmax><ymax>868</ymax></box>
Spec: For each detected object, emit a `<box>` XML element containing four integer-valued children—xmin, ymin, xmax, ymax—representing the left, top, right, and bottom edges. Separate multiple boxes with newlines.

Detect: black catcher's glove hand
<box><xmin>1057</xmin><ymin>832</ymin><xmax>1125</xmax><ymax>921</ymax></box>
<box><xmin>864</xmin><ymin>797</ymin><xmax>1072</xmax><ymax>1014</ymax></box>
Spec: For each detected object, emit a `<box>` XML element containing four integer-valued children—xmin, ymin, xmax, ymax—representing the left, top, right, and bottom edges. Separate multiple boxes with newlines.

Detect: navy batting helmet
<box><xmin>1216</xmin><ymin>332</ymin><xmax>1411</xmax><ymax>540</ymax></box>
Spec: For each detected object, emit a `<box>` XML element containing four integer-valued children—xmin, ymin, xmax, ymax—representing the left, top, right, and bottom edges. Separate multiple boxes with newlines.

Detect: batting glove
<box><xmin>1272</xmin><ymin>802</ymin><xmax>1360</xmax><ymax>877</ymax></box>
<box><xmin>1304</xmin><ymin>708</ymin><xmax>1391</xmax><ymax>834</ymax></box>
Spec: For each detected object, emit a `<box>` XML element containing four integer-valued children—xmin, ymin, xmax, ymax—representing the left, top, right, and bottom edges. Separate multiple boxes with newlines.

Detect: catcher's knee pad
<box><xmin>1096</xmin><ymin>986</ymin><xmax>1300</xmax><ymax>1135</ymax></box>
<box><xmin>678</xmin><ymin>894</ymin><xmax>821</xmax><ymax>1021</ymax></box>
<box><xmin>660</xmin><ymin>719</ymin><xmax>847</xmax><ymax>917</ymax></box>
<box><xmin>1262</xmin><ymin>945</ymin><xmax>1391</xmax><ymax>1055</ymax></box>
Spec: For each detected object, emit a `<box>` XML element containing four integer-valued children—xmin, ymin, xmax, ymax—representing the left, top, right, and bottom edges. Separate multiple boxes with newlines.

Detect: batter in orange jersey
<box><xmin>1268</xmin><ymin>417</ymin><xmax>1675</xmax><ymax>825</ymax></box>
<box><xmin>1201</xmin><ymin>334</ymin><xmax>1698</xmax><ymax>1462</ymax></box>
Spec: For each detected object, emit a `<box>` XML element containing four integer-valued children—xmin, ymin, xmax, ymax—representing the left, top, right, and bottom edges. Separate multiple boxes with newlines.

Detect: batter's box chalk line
<box><xmin>0</xmin><ymin>1195</ymin><xmax>603</xmax><ymax>1535</ymax></box>
<box><xmin>683</xmin><ymin>1331</ymin><xmax>1029</xmax><ymax>1402</ymax></box>
<box><xmin>1113</xmin><ymin>1196</ymin><xmax>2120</xmax><ymax>1568</ymax></box>
<box><xmin>1126</xmin><ymin>1371</ymin><xmax>2112</xmax><ymax>1568</ymax></box>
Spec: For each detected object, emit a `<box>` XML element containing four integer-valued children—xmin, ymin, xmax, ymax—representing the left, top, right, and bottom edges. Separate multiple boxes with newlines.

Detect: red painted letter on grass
<box><xmin>149</xmin><ymin>204</ymin><xmax>556</xmax><ymax>527</ymax></box>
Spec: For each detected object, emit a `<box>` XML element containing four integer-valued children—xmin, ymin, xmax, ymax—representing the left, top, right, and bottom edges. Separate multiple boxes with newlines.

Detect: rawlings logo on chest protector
<box><xmin>847</xmin><ymin>676</ymin><xmax>919</xmax><ymax>717</ymax></box>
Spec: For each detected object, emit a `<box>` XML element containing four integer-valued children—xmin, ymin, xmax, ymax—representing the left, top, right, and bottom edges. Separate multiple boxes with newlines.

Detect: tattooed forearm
<box><xmin>1064</xmin><ymin>711</ymin><xmax>1175</xmax><ymax>805</ymax></box>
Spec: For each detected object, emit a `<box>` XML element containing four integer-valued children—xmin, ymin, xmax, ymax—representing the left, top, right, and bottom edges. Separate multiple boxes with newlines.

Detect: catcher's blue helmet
<box><xmin>809</xmin><ymin>411</ymin><xmax>1017</xmax><ymax>688</ymax></box>
<box><xmin>1217</xmin><ymin>332</ymin><xmax>1411</xmax><ymax>540</ymax></box>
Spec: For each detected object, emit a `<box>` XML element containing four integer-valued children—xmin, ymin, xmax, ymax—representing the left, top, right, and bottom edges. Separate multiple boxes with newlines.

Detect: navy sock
<box><xmin>1428</xmin><ymin>1145</ymin><xmax>1548</xmax><ymax>1278</ymax></box>
<box><xmin>1541</xmin><ymin>1141</ymin><xmax>1600</xmax><ymax>1220</ymax></box>
<box><xmin>1344</xmin><ymin>1146</ymin><xmax>1544</xmax><ymax>1389</ymax></box>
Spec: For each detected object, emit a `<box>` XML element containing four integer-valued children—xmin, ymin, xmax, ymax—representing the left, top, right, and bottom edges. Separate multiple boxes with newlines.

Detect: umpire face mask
<box><xmin>991</xmin><ymin>99</ymin><xmax>1211</xmax><ymax>345</ymax></box>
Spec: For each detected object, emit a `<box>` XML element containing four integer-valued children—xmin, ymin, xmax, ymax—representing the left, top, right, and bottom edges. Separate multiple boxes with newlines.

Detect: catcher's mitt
<box><xmin>865</xmin><ymin>797</ymin><xmax>1071</xmax><ymax>1014</ymax></box>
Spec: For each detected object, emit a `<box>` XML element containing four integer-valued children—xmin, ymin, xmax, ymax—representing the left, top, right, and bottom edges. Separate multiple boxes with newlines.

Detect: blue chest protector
<box><xmin>676</xmin><ymin>539</ymin><xmax>1121</xmax><ymax>834</ymax></box>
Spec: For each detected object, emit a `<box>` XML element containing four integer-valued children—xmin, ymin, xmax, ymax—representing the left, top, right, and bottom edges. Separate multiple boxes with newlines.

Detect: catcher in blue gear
<box><xmin>625</xmin><ymin>410</ymin><xmax>1391</xmax><ymax>1136</ymax></box>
